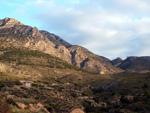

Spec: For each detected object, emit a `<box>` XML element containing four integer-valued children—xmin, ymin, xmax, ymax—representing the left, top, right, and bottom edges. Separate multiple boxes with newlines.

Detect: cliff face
<box><xmin>0</xmin><ymin>17</ymin><xmax>122</xmax><ymax>74</ymax></box>
<box><xmin>0</xmin><ymin>18</ymin><xmax>72</xmax><ymax>63</ymax></box>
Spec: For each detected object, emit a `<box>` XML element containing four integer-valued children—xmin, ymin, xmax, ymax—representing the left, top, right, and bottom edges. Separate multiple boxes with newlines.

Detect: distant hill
<box><xmin>113</xmin><ymin>56</ymin><xmax>150</xmax><ymax>72</ymax></box>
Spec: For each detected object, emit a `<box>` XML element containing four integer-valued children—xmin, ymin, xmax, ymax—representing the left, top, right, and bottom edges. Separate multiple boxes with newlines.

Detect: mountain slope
<box><xmin>118</xmin><ymin>56</ymin><xmax>150</xmax><ymax>72</ymax></box>
<box><xmin>111</xmin><ymin>57</ymin><xmax>123</xmax><ymax>66</ymax></box>
<box><xmin>40</xmin><ymin>30</ymin><xmax>72</xmax><ymax>48</ymax></box>
<box><xmin>0</xmin><ymin>17</ymin><xmax>122</xmax><ymax>74</ymax></box>
<box><xmin>68</xmin><ymin>45</ymin><xmax>122</xmax><ymax>74</ymax></box>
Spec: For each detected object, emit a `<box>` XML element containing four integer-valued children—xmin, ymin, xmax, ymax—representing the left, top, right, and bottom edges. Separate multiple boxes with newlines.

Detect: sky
<box><xmin>0</xmin><ymin>0</ymin><xmax>150</xmax><ymax>60</ymax></box>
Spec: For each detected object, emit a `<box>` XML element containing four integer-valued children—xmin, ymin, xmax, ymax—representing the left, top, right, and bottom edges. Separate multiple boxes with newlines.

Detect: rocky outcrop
<box><xmin>0</xmin><ymin>62</ymin><xmax>12</xmax><ymax>72</ymax></box>
<box><xmin>0</xmin><ymin>17</ymin><xmax>123</xmax><ymax>74</ymax></box>
<box><xmin>68</xmin><ymin>45</ymin><xmax>123</xmax><ymax>74</ymax></box>
<box><xmin>40</xmin><ymin>30</ymin><xmax>72</xmax><ymax>48</ymax></box>
<box><xmin>28</xmin><ymin>103</ymin><xmax>50</xmax><ymax>113</ymax></box>
<box><xmin>16</xmin><ymin>102</ymin><xmax>50</xmax><ymax>113</ymax></box>
<box><xmin>70</xmin><ymin>108</ymin><xmax>85</xmax><ymax>113</ymax></box>
<box><xmin>118</xmin><ymin>56</ymin><xmax>150</xmax><ymax>72</ymax></box>
<box><xmin>0</xmin><ymin>17</ymin><xmax>23</xmax><ymax>28</ymax></box>
<box><xmin>24</xmin><ymin>38</ymin><xmax>72</xmax><ymax>63</ymax></box>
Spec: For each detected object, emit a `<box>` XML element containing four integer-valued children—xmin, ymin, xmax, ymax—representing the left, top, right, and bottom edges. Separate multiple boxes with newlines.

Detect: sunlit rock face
<box><xmin>0</xmin><ymin>17</ymin><xmax>24</xmax><ymax>28</ymax></box>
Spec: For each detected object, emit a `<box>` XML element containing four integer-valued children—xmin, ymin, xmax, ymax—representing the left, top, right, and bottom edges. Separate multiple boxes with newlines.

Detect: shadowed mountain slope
<box><xmin>118</xmin><ymin>56</ymin><xmax>150</xmax><ymax>72</ymax></box>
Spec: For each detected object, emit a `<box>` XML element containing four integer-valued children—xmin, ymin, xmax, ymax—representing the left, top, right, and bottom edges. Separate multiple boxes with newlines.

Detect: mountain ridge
<box><xmin>0</xmin><ymin>17</ymin><xmax>122</xmax><ymax>74</ymax></box>
<box><xmin>117</xmin><ymin>56</ymin><xmax>150</xmax><ymax>72</ymax></box>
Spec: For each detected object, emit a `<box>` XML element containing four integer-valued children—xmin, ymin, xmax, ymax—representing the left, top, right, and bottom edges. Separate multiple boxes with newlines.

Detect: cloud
<box><xmin>13</xmin><ymin>0</ymin><xmax>150</xmax><ymax>59</ymax></box>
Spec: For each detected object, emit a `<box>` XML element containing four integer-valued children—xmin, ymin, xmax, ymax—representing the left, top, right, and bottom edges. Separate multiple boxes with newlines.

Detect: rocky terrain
<box><xmin>0</xmin><ymin>17</ymin><xmax>122</xmax><ymax>74</ymax></box>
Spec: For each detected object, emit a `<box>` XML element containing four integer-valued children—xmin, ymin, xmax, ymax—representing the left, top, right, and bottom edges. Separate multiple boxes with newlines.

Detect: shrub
<box><xmin>71</xmin><ymin>92</ymin><xmax>77</xmax><ymax>98</ymax></box>
<box><xmin>142</xmin><ymin>83</ymin><xmax>149</xmax><ymax>88</ymax></box>
<box><xmin>120</xmin><ymin>95</ymin><xmax>130</xmax><ymax>104</ymax></box>
<box><xmin>93</xmin><ymin>96</ymin><xmax>100</xmax><ymax>103</ymax></box>
<box><xmin>0</xmin><ymin>81</ymin><xmax>6</xmax><ymax>89</ymax></box>
<box><xmin>14</xmin><ymin>81</ymin><xmax>22</xmax><ymax>85</ymax></box>
<box><xmin>133</xmin><ymin>96</ymin><xmax>139</xmax><ymax>102</ymax></box>
<box><xmin>10</xmin><ymin>105</ymin><xmax>31</xmax><ymax>113</ymax></box>
<box><xmin>0</xmin><ymin>97</ymin><xmax>10</xmax><ymax>113</ymax></box>
<box><xmin>82</xmin><ymin>101</ymin><xmax>102</xmax><ymax>113</ymax></box>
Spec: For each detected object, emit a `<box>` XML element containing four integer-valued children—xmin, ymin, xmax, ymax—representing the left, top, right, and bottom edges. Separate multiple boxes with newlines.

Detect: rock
<box><xmin>0</xmin><ymin>62</ymin><xmax>10</xmax><ymax>72</ymax></box>
<box><xmin>16</xmin><ymin>102</ymin><xmax>27</xmax><ymax>109</ymax></box>
<box><xmin>0</xmin><ymin>17</ymin><xmax>23</xmax><ymax>28</ymax></box>
<box><xmin>70</xmin><ymin>108</ymin><xmax>85</xmax><ymax>113</ymax></box>
<box><xmin>32</xmin><ymin>27</ymin><xmax>40</xmax><ymax>37</ymax></box>
<box><xmin>7</xmin><ymin>95</ymin><xmax>15</xmax><ymax>99</ymax></box>
<box><xmin>28</xmin><ymin>103</ymin><xmax>50</xmax><ymax>113</ymax></box>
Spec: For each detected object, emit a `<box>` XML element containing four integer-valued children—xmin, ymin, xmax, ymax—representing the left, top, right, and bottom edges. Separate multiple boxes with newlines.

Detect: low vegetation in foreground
<box><xmin>0</xmin><ymin>71</ymin><xmax>150</xmax><ymax>113</ymax></box>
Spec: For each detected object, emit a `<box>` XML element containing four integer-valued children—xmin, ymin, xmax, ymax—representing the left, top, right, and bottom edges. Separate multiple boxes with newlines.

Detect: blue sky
<box><xmin>0</xmin><ymin>0</ymin><xmax>150</xmax><ymax>59</ymax></box>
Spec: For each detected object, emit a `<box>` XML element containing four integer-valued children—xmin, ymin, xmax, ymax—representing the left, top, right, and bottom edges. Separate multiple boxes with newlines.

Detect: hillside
<box><xmin>117</xmin><ymin>57</ymin><xmax>150</xmax><ymax>72</ymax></box>
<box><xmin>0</xmin><ymin>17</ymin><xmax>122</xmax><ymax>74</ymax></box>
<box><xmin>1</xmin><ymin>70</ymin><xmax>150</xmax><ymax>113</ymax></box>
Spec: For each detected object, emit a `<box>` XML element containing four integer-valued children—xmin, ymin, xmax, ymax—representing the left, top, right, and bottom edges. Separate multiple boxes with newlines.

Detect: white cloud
<box><xmin>14</xmin><ymin>0</ymin><xmax>150</xmax><ymax>59</ymax></box>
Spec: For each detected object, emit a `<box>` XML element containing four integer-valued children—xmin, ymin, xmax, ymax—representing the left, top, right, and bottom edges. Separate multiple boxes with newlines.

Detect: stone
<box><xmin>16</xmin><ymin>102</ymin><xmax>27</xmax><ymax>109</ymax></box>
<box><xmin>70</xmin><ymin>108</ymin><xmax>85</xmax><ymax>113</ymax></box>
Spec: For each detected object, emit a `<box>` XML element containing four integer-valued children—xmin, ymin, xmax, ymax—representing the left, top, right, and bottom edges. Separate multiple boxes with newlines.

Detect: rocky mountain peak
<box><xmin>0</xmin><ymin>17</ymin><xmax>23</xmax><ymax>28</ymax></box>
<box><xmin>31</xmin><ymin>27</ymin><xmax>40</xmax><ymax>37</ymax></box>
<box><xmin>33</xmin><ymin>27</ymin><xmax>38</xmax><ymax>32</ymax></box>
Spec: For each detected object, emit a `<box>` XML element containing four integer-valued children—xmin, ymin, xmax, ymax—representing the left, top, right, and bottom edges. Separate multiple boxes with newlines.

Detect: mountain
<box><xmin>116</xmin><ymin>56</ymin><xmax>150</xmax><ymax>72</ymax></box>
<box><xmin>1</xmin><ymin>17</ymin><xmax>150</xmax><ymax>113</ymax></box>
<box><xmin>0</xmin><ymin>17</ymin><xmax>122</xmax><ymax>74</ymax></box>
<box><xmin>111</xmin><ymin>57</ymin><xmax>123</xmax><ymax>66</ymax></box>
